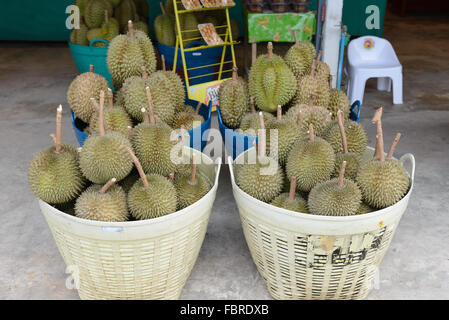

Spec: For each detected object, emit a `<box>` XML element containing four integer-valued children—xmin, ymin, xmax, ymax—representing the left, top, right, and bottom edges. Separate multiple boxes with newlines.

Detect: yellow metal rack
<box><xmin>172</xmin><ymin>1</ymin><xmax>238</xmax><ymax>109</ymax></box>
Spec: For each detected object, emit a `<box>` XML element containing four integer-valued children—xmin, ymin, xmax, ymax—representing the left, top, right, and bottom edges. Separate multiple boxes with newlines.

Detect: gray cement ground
<box><xmin>0</xmin><ymin>13</ymin><xmax>448</xmax><ymax>300</ymax></box>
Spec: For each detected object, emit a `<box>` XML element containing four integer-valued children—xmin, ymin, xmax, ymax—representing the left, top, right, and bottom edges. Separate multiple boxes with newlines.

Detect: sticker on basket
<box><xmin>181</xmin><ymin>0</ymin><xmax>202</xmax><ymax>10</ymax></box>
<box><xmin>101</xmin><ymin>226</ymin><xmax>124</xmax><ymax>232</ymax></box>
<box><xmin>200</xmin><ymin>0</ymin><xmax>221</xmax><ymax>7</ymax></box>
<box><xmin>198</xmin><ymin>23</ymin><xmax>224</xmax><ymax>46</ymax></box>
<box><xmin>364</xmin><ymin>38</ymin><xmax>374</xmax><ymax>49</ymax></box>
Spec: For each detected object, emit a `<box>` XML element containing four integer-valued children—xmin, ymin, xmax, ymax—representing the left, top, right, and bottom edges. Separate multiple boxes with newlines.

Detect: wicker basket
<box><xmin>229</xmin><ymin>147</ymin><xmax>415</xmax><ymax>300</ymax></box>
<box><xmin>38</xmin><ymin>147</ymin><xmax>221</xmax><ymax>300</ymax></box>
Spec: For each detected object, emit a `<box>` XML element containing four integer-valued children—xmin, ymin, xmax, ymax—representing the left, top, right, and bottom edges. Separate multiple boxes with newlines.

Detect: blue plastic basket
<box><xmin>68</xmin><ymin>39</ymin><xmax>114</xmax><ymax>90</ymax></box>
<box><xmin>157</xmin><ymin>41</ymin><xmax>232</xmax><ymax>86</ymax></box>
<box><xmin>71</xmin><ymin>99</ymin><xmax>211</xmax><ymax>152</ymax></box>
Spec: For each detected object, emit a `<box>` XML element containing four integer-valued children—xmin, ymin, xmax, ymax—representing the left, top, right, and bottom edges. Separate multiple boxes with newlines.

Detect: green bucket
<box><xmin>68</xmin><ymin>39</ymin><xmax>114</xmax><ymax>90</ymax></box>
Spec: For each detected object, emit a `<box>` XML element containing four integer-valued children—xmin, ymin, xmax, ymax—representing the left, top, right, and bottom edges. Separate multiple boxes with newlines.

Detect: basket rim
<box><xmin>39</xmin><ymin>147</ymin><xmax>222</xmax><ymax>227</ymax></box>
<box><xmin>229</xmin><ymin>147</ymin><xmax>415</xmax><ymax>223</ymax></box>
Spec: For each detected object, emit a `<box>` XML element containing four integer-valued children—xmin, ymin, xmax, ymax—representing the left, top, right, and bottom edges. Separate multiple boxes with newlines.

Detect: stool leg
<box><xmin>392</xmin><ymin>73</ymin><xmax>403</xmax><ymax>104</ymax></box>
<box><xmin>377</xmin><ymin>77</ymin><xmax>391</xmax><ymax>92</ymax></box>
<box><xmin>348</xmin><ymin>74</ymin><xmax>367</xmax><ymax>105</ymax></box>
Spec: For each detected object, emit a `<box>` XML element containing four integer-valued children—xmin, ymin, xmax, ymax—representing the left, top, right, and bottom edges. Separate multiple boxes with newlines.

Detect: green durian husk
<box><xmin>315</xmin><ymin>60</ymin><xmax>330</xmax><ymax>83</ymax></box>
<box><xmin>153</xmin><ymin>70</ymin><xmax>185</xmax><ymax>114</ymax></box>
<box><xmin>75</xmin><ymin>184</ymin><xmax>129</xmax><ymax>222</ymax></box>
<box><xmin>89</xmin><ymin>106</ymin><xmax>133</xmax><ymax>136</ymax></box>
<box><xmin>321</xmin><ymin>119</ymin><xmax>367</xmax><ymax>156</ymax></box>
<box><xmin>239</xmin><ymin>111</ymin><xmax>275</xmax><ymax>136</ymax></box>
<box><xmin>332</xmin><ymin>152</ymin><xmax>361</xmax><ymax>181</ymax></box>
<box><xmin>28</xmin><ymin>144</ymin><xmax>86</xmax><ymax>204</ymax></box>
<box><xmin>218</xmin><ymin>76</ymin><xmax>250</xmax><ymax>129</ymax></box>
<box><xmin>133</xmin><ymin>21</ymin><xmax>150</xmax><ymax>35</ymax></box>
<box><xmin>328</xmin><ymin>88</ymin><xmax>350</xmax><ymax>120</ymax></box>
<box><xmin>84</xmin><ymin>0</ymin><xmax>113</xmax><ymax>28</ymax></box>
<box><xmin>285</xmin><ymin>41</ymin><xmax>315</xmax><ymax>79</ymax></box>
<box><xmin>75</xmin><ymin>0</ymin><xmax>89</xmax><ymax>17</ymax></box>
<box><xmin>174</xmin><ymin>171</ymin><xmax>211</xmax><ymax>210</ymax></box>
<box><xmin>87</xmin><ymin>28</ymin><xmax>106</xmax><ymax>46</ymax></box>
<box><xmin>70</xmin><ymin>22</ymin><xmax>89</xmax><ymax>45</ymax></box>
<box><xmin>154</xmin><ymin>13</ymin><xmax>175</xmax><ymax>46</ymax></box>
<box><xmin>356</xmin><ymin>202</ymin><xmax>375</xmax><ymax>214</ymax></box>
<box><xmin>171</xmin><ymin>112</ymin><xmax>204</xmax><ymax>131</ymax></box>
<box><xmin>114</xmin><ymin>0</ymin><xmax>137</xmax><ymax>32</ymax></box>
<box><xmin>285</xmin><ymin>104</ymin><xmax>333</xmax><ymax>137</ymax></box>
<box><xmin>270</xmin><ymin>192</ymin><xmax>308</xmax><ymax>213</ymax></box>
<box><xmin>293</xmin><ymin>75</ymin><xmax>331</xmax><ymax>107</ymax></box>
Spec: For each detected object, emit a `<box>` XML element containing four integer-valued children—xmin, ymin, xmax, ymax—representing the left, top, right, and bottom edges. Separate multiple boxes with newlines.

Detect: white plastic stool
<box><xmin>346</xmin><ymin>36</ymin><xmax>403</xmax><ymax>105</ymax></box>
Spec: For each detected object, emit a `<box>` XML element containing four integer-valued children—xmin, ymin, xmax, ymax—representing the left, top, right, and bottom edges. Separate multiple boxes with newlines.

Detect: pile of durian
<box><xmin>70</xmin><ymin>0</ymin><xmax>151</xmax><ymax>46</ymax></box>
<box><xmin>223</xmin><ymin>39</ymin><xmax>410</xmax><ymax>216</ymax></box>
<box><xmin>154</xmin><ymin>0</ymin><xmax>240</xmax><ymax>47</ymax></box>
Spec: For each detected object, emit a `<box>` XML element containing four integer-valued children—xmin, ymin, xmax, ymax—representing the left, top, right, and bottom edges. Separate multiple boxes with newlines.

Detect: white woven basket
<box><xmin>39</xmin><ymin>147</ymin><xmax>221</xmax><ymax>300</ymax></box>
<box><xmin>229</xmin><ymin>147</ymin><xmax>415</xmax><ymax>300</ymax></box>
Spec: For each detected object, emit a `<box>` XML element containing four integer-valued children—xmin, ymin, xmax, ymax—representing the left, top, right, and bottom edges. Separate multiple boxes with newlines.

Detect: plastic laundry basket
<box><xmin>68</xmin><ymin>39</ymin><xmax>114</xmax><ymax>89</ymax></box>
<box><xmin>38</xmin><ymin>147</ymin><xmax>221</xmax><ymax>300</ymax></box>
<box><xmin>229</xmin><ymin>147</ymin><xmax>415</xmax><ymax>300</ymax></box>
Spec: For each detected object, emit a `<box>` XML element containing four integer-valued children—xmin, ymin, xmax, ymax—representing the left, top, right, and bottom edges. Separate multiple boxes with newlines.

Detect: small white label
<box><xmin>102</xmin><ymin>226</ymin><xmax>124</xmax><ymax>232</ymax></box>
<box><xmin>192</xmin><ymin>52</ymin><xmax>202</xmax><ymax>56</ymax></box>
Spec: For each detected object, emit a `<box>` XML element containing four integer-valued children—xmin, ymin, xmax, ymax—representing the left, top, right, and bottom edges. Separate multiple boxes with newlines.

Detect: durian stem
<box><xmin>258</xmin><ymin>112</ymin><xmax>266</xmax><ymax>158</ymax></box>
<box><xmin>50</xmin><ymin>134</ymin><xmax>57</xmax><ymax>145</ymax></box>
<box><xmin>125</xmin><ymin>147</ymin><xmax>149</xmax><ymax>188</ymax></box>
<box><xmin>100</xmin><ymin>178</ymin><xmax>116</xmax><ymax>194</ymax></box>
<box><xmin>310</xmin><ymin>59</ymin><xmax>316</xmax><ymax>77</ymax></box>
<box><xmin>296</xmin><ymin>110</ymin><xmax>303</xmax><ymax>127</ymax></box>
<box><xmin>294</xmin><ymin>30</ymin><xmax>299</xmax><ymax>46</ymax></box>
<box><xmin>107</xmin><ymin>88</ymin><xmax>114</xmax><ymax>110</ymax></box>
<box><xmin>168</xmin><ymin>173</ymin><xmax>174</xmax><ymax>182</ymax></box>
<box><xmin>55</xmin><ymin>105</ymin><xmax>63</xmax><ymax>152</ymax></box>
<box><xmin>387</xmin><ymin>133</ymin><xmax>401</xmax><ymax>159</ymax></box>
<box><xmin>276</xmin><ymin>105</ymin><xmax>282</xmax><ymax>120</ymax></box>
<box><xmin>337</xmin><ymin>110</ymin><xmax>348</xmax><ymax>154</ymax></box>
<box><xmin>195</xmin><ymin>102</ymin><xmax>201</xmax><ymax>115</ymax></box>
<box><xmin>267</xmin><ymin>42</ymin><xmax>273</xmax><ymax>60</ymax></box>
<box><xmin>141</xmin><ymin>66</ymin><xmax>148</xmax><ymax>80</ymax></box>
<box><xmin>141</xmin><ymin>107</ymin><xmax>150</xmax><ymax>123</ymax></box>
<box><xmin>308</xmin><ymin>95</ymin><xmax>315</xmax><ymax>106</ymax></box>
<box><xmin>372</xmin><ymin>107</ymin><xmax>383</xmax><ymax>160</ymax></box>
<box><xmin>250</xmin><ymin>97</ymin><xmax>256</xmax><ymax>114</ymax></box>
<box><xmin>308</xmin><ymin>123</ymin><xmax>315</xmax><ymax>142</ymax></box>
<box><xmin>89</xmin><ymin>65</ymin><xmax>94</xmax><ymax>73</ymax></box>
<box><xmin>251</xmin><ymin>43</ymin><xmax>257</xmax><ymax>65</ymax></box>
<box><xmin>288</xmin><ymin>177</ymin><xmax>297</xmax><ymax>200</ymax></box>
<box><xmin>376</xmin><ymin>124</ymin><xmax>385</xmax><ymax>162</ymax></box>
<box><xmin>128</xmin><ymin>20</ymin><xmax>135</xmax><ymax>38</ymax></box>
<box><xmin>161</xmin><ymin>55</ymin><xmax>166</xmax><ymax>71</ymax></box>
<box><xmin>126</xmin><ymin>126</ymin><xmax>132</xmax><ymax>138</ymax></box>
<box><xmin>104</xmin><ymin>10</ymin><xmax>109</xmax><ymax>24</ymax></box>
<box><xmin>232</xmin><ymin>66</ymin><xmax>238</xmax><ymax>82</ymax></box>
<box><xmin>98</xmin><ymin>91</ymin><xmax>106</xmax><ymax>136</ymax></box>
<box><xmin>145</xmin><ymin>86</ymin><xmax>156</xmax><ymax>124</ymax></box>
<box><xmin>317</xmin><ymin>50</ymin><xmax>322</xmax><ymax>61</ymax></box>
<box><xmin>190</xmin><ymin>154</ymin><xmax>197</xmax><ymax>184</ymax></box>
<box><xmin>90</xmin><ymin>98</ymin><xmax>99</xmax><ymax>112</ymax></box>
<box><xmin>328</xmin><ymin>74</ymin><xmax>333</xmax><ymax>88</ymax></box>
<box><xmin>159</xmin><ymin>2</ymin><xmax>166</xmax><ymax>15</ymax></box>
<box><xmin>338</xmin><ymin>161</ymin><xmax>347</xmax><ymax>188</ymax></box>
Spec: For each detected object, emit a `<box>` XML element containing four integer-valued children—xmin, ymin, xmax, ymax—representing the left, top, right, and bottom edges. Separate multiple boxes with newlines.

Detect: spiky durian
<box><xmin>153</xmin><ymin>58</ymin><xmax>185</xmax><ymax>115</ymax></box>
<box><xmin>357</xmin><ymin>202</ymin><xmax>375</xmax><ymax>214</ymax></box>
<box><xmin>75</xmin><ymin>0</ymin><xmax>89</xmax><ymax>17</ymax></box>
<box><xmin>314</xmin><ymin>51</ymin><xmax>331</xmax><ymax>83</ymax></box>
<box><xmin>285</xmin><ymin>32</ymin><xmax>315</xmax><ymax>78</ymax></box>
<box><xmin>286</xmin><ymin>101</ymin><xmax>333</xmax><ymax>136</ymax></box>
<box><xmin>114</xmin><ymin>0</ymin><xmax>137</xmax><ymax>32</ymax></box>
<box><xmin>28</xmin><ymin>106</ymin><xmax>86</xmax><ymax>204</ymax></box>
<box><xmin>75</xmin><ymin>178</ymin><xmax>129</xmax><ymax>221</ymax></box>
<box><xmin>292</xmin><ymin>61</ymin><xmax>331</xmax><ymax>107</ymax></box>
<box><xmin>286</xmin><ymin>124</ymin><xmax>335</xmax><ymax>192</ymax></box>
<box><xmin>180</xmin><ymin>13</ymin><xmax>200</xmax><ymax>46</ymax></box>
<box><xmin>321</xmin><ymin>118</ymin><xmax>367</xmax><ymax>156</ymax></box>
<box><xmin>133</xmin><ymin>0</ymin><xmax>149</xmax><ymax>20</ymax></box>
<box><xmin>107</xmin><ymin>21</ymin><xmax>157</xmax><ymax>90</ymax></box>
<box><xmin>126</xmin><ymin>148</ymin><xmax>177</xmax><ymax>220</ymax></box>
<box><xmin>235</xmin><ymin>113</ymin><xmax>284</xmax><ymax>202</ymax></box>
<box><xmin>154</xmin><ymin>3</ymin><xmax>175</xmax><ymax>46</ymax></box>
<box><xmin>134</xmin><ymin>20</ymin><xmax>150</xmax><ymax>35</ymax></box>
<box><xmin>248</xmin><ymin>42</ymin><xmax>297</xmax><ymax>112</ymax></box>
<box><xmin>84</xmin><ymin>0</ymin><xmax>113</xmax><ymax>28</ymax></box>
<box><xmin>174</xmin><ymin>156</ymin><xmax>211</xmax><ymax>210</ymax></box>
<box><xmin>270</xmin><ymin>178</ymin><xmax>308</xmax><ymax>213</ymax></box>
<box><xmin>79</xmin><ymin>91</ymin><xmax>133</xmax><ymax>184</ymax></box>
<box><xmin>89</xmin><ymin>89</ymin><xmax>133</xmax><ymax>136</ymax></box>
<box><xmin>70</xmin><ymin>22</ymin><xmax>89</xmax><ymax>45</ymax></box>
<box><xmin>239</xmin><ymin>99</ymin><xmax>275</xmax><ymax>136</ymax></box>
<box><xmin>67</xmin><ymin>65</ymin><xmax>109</xmax><ymax>123</ymax></box>
<box><xmin>308</xmin><ymin>161</ymin><xmax>362</xmax><ymax>216</ymax></box>
<box><xmin>218</xmin><ymin>67</ymin><xmax>250</xmax><ymax>129</ymax></box>
<box><xmin>171</xmin><ymin>102</ymin><xmax>204</xmax><ymax>131</ymax></box>
<box><xmin>266</xmin><ymin>106</ymin><xmax>304</xmax><ymax>166</ymax></box>
<box><xmin>328</xmin><ymin>83</ymin><xmax>350</xmax><ymax>120</ymax></box>
<box><xmin>130</xmin><ymin>89</ymin><xmax>179</xmax><ymax>176</ymax></box>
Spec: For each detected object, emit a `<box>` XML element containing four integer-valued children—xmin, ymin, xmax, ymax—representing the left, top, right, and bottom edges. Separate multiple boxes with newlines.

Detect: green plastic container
<box><xmin>68</xmin><ymin>39</ymin><xmax>114</xmax><ymax>89</ymax></box>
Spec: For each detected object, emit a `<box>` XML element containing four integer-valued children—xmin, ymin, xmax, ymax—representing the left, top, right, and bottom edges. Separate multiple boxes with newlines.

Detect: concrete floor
<box><xmin>1</xmin><ymin>13</ymin><xmax>448</xmax><ymax>300</ymax></box>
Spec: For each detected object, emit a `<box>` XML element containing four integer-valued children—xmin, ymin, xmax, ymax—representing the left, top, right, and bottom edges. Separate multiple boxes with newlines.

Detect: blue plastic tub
<box><xmin>157</xmin><ymin>41</ymin><xmax>232</xmax><ymax>86</ymax></box>
<box><xmin>71</xmin><ymin>99</ymin><xmax>212</xmax><ymax>152</ymax></box>
<box><xmin>217</xmin><ymin>102</ymin><xmax>362</xmax><ymax>160</ymax></box>
<box><xmin>68</xmin><ymin>39</ymin><xmax>114</xmax><ymax>89</ymax></box>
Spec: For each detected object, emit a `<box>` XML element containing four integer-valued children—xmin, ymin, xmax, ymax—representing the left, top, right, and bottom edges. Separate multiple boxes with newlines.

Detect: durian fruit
<box><xmin>239</xmin><ymin>97</ymin><xmax>275</xmax><ymax>136</ymax></box>
<box><xmin>101</xmin><ymin>11</ymin><xmax>120</xmax><ymax>42</ymax></box>
<box><xmin>286</xmin><ymin>98</ymin><xmax>333</xmax><ymax>136</ymax></box>
<box><xmin>133</xmin><ymin>0</ymin><xmax>149</xmax><ymax>21</ymax></box>
<box><xmin>292</xmin><ymin>60</ymin><xmax>331</xmax><ymax>107</ymax></box>
<box><xmin>174</xmin><ymin>154</ymin><xmax>212</xmax><ymax>210</ymax></box>
<box><xmin>328</xmin><ymin>75</ymin><xmax>350</xmax><ymax>120</ymax></box>
<box><xmin>119</xmin><ymin>168</ymin><xmax>139</xmax><ymax>193</ymax></box>
<box><xmin>79</xmin><ymin>91</ymin><xmax>133</xmax><ymax>183</ymax></box>
<box><xmin>107</xmin><ymin>21</ymin><xmax>157</xmax><ymax>90</ymax></box>
<box><xmin>172</xmin><ymin>102</ymin><xmax>204</xmax><ymax>131</ymax></box>
<box><xmin>28</xmin><ymin>106</ymin><xmax>86</xmax><ymax>204</ymax></box>
<box><xmin>114</xmin><ymin>0</ymin><xmax>137</xmax><ymax>33</ymax></box>
<box><xmin>331</xmin><ymin>110</ymin><xmax>361</xmax><ymax>181</ymax></box>
<box><xmin>130</xmin><ymin>88</ymin><xmax>178</xmax><ymax>176</ymax></box>
<box><xmin>321</xmin><ymin>117</ymin><xmax>367</xmax><ymax>156</ymax></box>
<box><xmin>284</xmin><ymin>30</ymin><xmax>316</xmax><ymax>79</ymax></box>
<box><xmin>154</xmin><ymin>3</ymin><xmax>175</xmax><ymax>46</ymax></box>
<box><xmin>133</xmin><ymin>15</ymin><xmax>150</xmax><ymax>35</ymax></box>
<box><xmin>84</xmin><ymin>0</ymin><xmax>113</xmax><ymax>29</ymax></box>
<box><xmin>123</xmin><ymin>66</ymin><xmax>176</xmax><ymax>123</ymax></box>
<box><xmin>235</xmin><ymin>112</ymin><xmax>284</xmax><ymax>202</ymax></box>
<box><xmin>67</xmin><ymin>65</ymin><xmax>109</xmax><ymax>123</ymax></box>
<box><xmin>70</xmin><ymin>21</ymin><xmax>89</xmax><ymax>45</ymax></box>
<box><xmin>175</xmin><ymin>103</ymin><xmax>195</xmax><ymax>114</ymax></box>
<box><xmin>248</xmin><ymin>42</ymin><xmax>297</xmax><ymax>112</ymax></box>
<box><xmin>87</xmin><ymin>28</ymin><xmax>105</xmax><ymax>46</ymax></box>
<box><xmin>286</xmin><ymin>124</ymin><xmax>335</xmax><ymax>192</ymax></box>
<box><xmin>180</xmin><ymin>13</ymin><xmax>200</xmax><ymax>46</ymax></box>
<box><xmin>266</xmin><ymin>105</ymin><xmax>303</xmax><ymax>166</ymax></box>
<box><xmin>308</xmin><ymin>161</ymin><xmax>362</xmax><ymax>216</ymax></box>
<box><xmin>165</xmin><ymin>0</ymin><xmax>175</xmax><ymax>14</ymax></box>
<box><xmin>270</xmin><ymin>178</ymin><xmax>308</xmax><ymax>213</ymax></box>
<box><xmin>314</xmin><ymin>51</ymin><xmax>331</xmax><ymax>83</ymax></box>
<box><xmin>357</xmin><ymin>110</ymin><xmax>410</xmax><ymax>209</ymax></box>
<box><xmin>218</xmin><ymin>67</ymin><xmax>250</xmax><ymax>129</ymax></box>
<box><xmin>89</xmin><ymin>88</ymin><xmax>133</xmax><ymax>136</ymax></box>
<box><xmin>75</xmin><ymin>178</ymin><xmax>129</xmax><ymax>222</ymax></box>
<box><xmin>75</xmin><ymin>0</ymin><xmax>89</xmax><ymax>17</ymax></box>
<box><xmin>357</xmin><ymin>202</ymin><xmax>375</xmax><ymax>214</ymax></box>
<box><xmin>126</xmin><ymin>147</ymin><xmax>178</xmax><ymax>220</ymax></box>
<box><xmin>158</xmin><ymin>55</ymin><xmax>185</xmax><ymax>110</ymax></box>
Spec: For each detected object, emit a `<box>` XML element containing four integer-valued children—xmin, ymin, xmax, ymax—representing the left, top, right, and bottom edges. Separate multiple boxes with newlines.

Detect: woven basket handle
<box><xmin>399</xmin><ymin>153</ymin><xmax>415</xmax><ymax>182</ymax></box>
